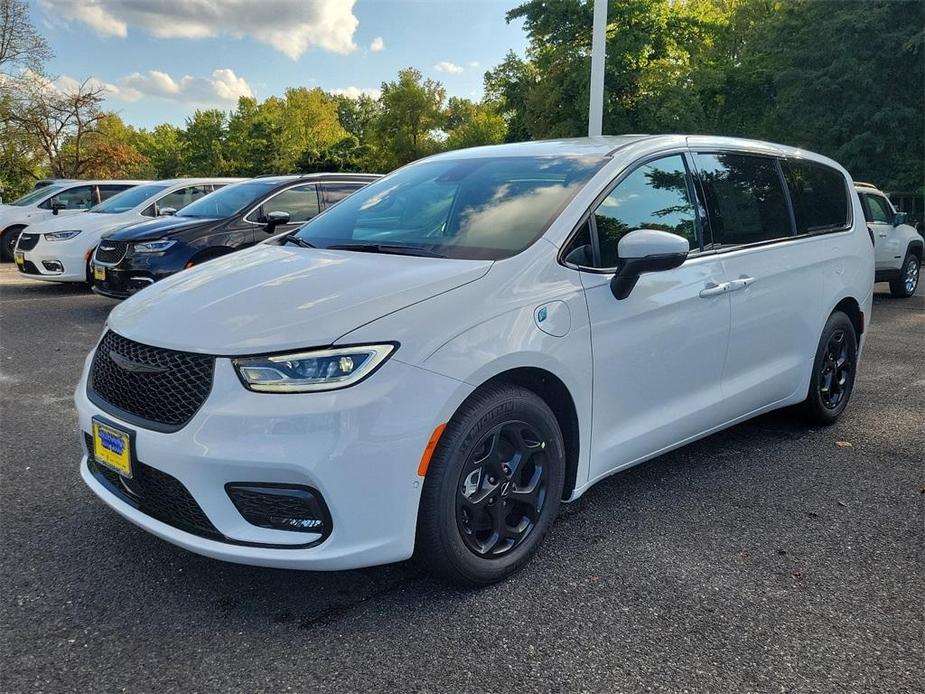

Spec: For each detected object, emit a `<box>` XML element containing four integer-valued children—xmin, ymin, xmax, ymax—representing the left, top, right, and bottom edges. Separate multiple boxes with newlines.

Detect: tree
<box><xmin>483</xmin><ymin>51</ymin><xmax>537</xmax><ymax>142</ymax></box>
<box><xmin>375</xmin><ymin>68</ymin><xmax>446</xmax><ymax>169</ymax></box>
<box><xmin>0</xmin><ymin>0</ymin><xmax>51</xmax><ymax>76</ymax></box>
<box><xmin>182</xmin><ymin>109</ymin><xmax>228</xmax><ymax>175</ymax></box>
<box><xmin>75</xmin><ymin>113</ymin><xmax>150</xmax><ymax>178</ymax></box>
<box><xmin>135</xmin><ymin>123</ymin><xmax>185</xmax><ymax>178</ymax></box>
<box><xmin>444</xmin><ymin>99</ymin><xmax>507</xmax><ymax>151</ymax></box>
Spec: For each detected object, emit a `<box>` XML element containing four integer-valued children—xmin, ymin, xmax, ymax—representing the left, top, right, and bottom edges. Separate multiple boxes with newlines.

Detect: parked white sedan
<box><xmin>14</xmin><ymin>178</ymin><xmax>243</xmax><ymax>283</ymax></box>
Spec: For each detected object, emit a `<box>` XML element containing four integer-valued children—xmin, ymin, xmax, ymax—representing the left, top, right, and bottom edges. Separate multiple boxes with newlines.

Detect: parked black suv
<box><xmin>90</xmin><ymin>174</ymin><xmax>378</xmax><ymax>299</ymax></box>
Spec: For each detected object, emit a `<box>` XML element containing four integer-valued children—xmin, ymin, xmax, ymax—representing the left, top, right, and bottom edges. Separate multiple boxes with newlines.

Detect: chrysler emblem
<box><xmin>109</xmin><ymin>351</ymin><xmax>166</xmax><ymax>374</ymax></box>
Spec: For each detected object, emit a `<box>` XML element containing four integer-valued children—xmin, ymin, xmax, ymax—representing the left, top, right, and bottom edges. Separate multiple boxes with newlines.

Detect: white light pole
<box><xmin>588</xmin><ymin>0</ymin><xmax>607</xmax><ymax>137</ymax></box>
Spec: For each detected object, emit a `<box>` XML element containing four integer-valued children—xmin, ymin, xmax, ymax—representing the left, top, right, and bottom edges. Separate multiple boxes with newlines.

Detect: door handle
<box><xmin>877</xmin><ymin>232</ymin><xmax>888</xmax><ymax>237</ymax></box>
<box><xmin>699</xmin><ymin>281</ymin><xmax>730</xmax><ymax>298</ymax></box>
<box><xmin>728</xmin><ymin>276</ymin><xmax>756</xmax><ymax>292</ymax></box>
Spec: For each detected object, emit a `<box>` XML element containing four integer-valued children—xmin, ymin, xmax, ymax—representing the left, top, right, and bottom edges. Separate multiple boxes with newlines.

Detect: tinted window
<box><xmin>863</xmin><ymin>194</ymin><xmax>892</xmax><ymax>223</ymax></box>
<box><xmin>782</xmin><ymin>160</ymin><xmax>849</xmax><ymax>233</ymax></box>
<box><xmin>157</xmin><ymin>185</ymin><xmax>212</xmax><ymax>213</ymax></box>
<box><xmin>9</xmin><ymin>186</ymin><xmax>64</xmax><ymax>206</ymax></box>
<box><xmin>694</xmin><ymin>153</ymin><xmax>792</xmax><ymax>246</ymax></box>
<box><xmin>178</xmin><ymin>180</ymin><xmax>281</xmax><ymax>219</ymax></box>
<box><xmin>593</xmin><ymin>154</ymin><xmax>697</xmax><ymax>267</ymax></box>
<box><xmin>41</xmin><ymin>185</ymin><xmax>93</xmax><ymax>210</ymax></box>
<box><xmin>294</xmin><ymin>156</ymin><xmax>605</xmax><ymax>260</ymax></box>
<box><xmin>321</xmin><ymin>182</ymin><xmax>364</xmax><ymax>206</ymax></box>
<box><xmin>97</xmin><ymin>185</ymin><xmax>133</xmax><ymax>203</ymax></box>
<box><xmin>252</xmin><ymin>184</ymin><xmax>320</xmax><ymax>223</ymax></box>
<box><xmin>562</xmin><ymin>219</ymin><xmax>595</xmax><ymax>267</ymax></box>
<box><xmin>90</xmin><ymin>184</ymin><xmax>168</xmax><ymax>214</ymax></box>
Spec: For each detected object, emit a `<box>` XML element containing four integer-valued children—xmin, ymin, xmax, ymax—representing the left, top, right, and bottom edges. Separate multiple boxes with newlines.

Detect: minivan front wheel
<box><xmin>803</xmin><ymin>311</ymin><xmax>858</xmax><ymax>425</ymax></box>
<box><xmin>417</xmin><ymin>384</ymin><xmax>565</xmax><ymax>585</ymax></box>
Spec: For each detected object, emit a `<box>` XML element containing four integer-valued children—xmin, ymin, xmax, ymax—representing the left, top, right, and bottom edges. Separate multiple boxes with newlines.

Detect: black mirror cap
<box><xmin>610</xmin><ymin>251</ymin><xmax>688</xmax><ymax>300</ymax></box>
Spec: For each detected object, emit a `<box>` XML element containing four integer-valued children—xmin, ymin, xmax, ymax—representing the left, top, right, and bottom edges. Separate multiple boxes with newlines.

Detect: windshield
<box><xmin>178</xmin><ymin>180</ymin><xmax>280</xmax><ymax>219</ymax></box>
<box><xmin>90</xmin><ymin>184</ymin><xmax>168</xmax><ymax>214</ymax></box>
<box><xmin>9</xmin><ymin>186</ymin><xmax>64</xmax><ymax>206</ymax></box>
<box><xmin>293</xmin><ymin>156</ymin><xmax>605</xmax><ymax>260</ymax></box>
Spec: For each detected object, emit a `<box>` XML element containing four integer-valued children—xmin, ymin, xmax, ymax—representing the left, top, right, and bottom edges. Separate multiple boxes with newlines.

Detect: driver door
<box><xmin>241</xmin><ymin>184</ymin><xmax>321</xmax><ymax>245</ymax></box>
<box><xmin>859</xmin><ymin>192</ymin><xmax>901</xmax><ymax>271</ymax></box>
<box><xmin>571</xmin><ymin>153</ymin><xmax>732</xmax><ymax>481</ymax></box>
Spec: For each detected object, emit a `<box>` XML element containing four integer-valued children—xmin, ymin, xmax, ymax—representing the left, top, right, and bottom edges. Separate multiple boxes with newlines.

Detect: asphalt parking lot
<box><xmin>0</xmin><ymin>263</ymin><xmax>922</xmax><ymax>694</ymax></box>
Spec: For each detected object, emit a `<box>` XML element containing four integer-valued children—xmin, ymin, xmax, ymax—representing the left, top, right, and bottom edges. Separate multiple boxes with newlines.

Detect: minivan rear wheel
<box><xmin>416</xmin><ymin>384</ymin><xmax>565</xmax><ymax>585</ymax></box>
<box><xmin>890</xmin><ymin>252</ymin><xmax>919</xmax><ymax>298</ymax></box>
<box><xmin>803</xmin><ymin>311</ymin><xmax>858</xmax><ymax>425</ymax></box>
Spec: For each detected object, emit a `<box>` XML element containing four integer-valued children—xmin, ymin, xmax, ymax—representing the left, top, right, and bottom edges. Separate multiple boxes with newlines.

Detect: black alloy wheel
<box><xmin>803</xmin><ymin>310</ymin><xmax>857</xmax><ymax>425</ymax></box>
<box><xmin>456</xmin><ymin>420</ymin><xmax>548</xmax><ymax>558</ymax></box>
<box><xmin>417</xmin><ymin>383</ymin><xmax>565</xmax><ymax>585</ymax></box>
<box><xmin>818</xmin><ymin>329</ymin><xmax>852</xmax><ymax>410</ymax></box>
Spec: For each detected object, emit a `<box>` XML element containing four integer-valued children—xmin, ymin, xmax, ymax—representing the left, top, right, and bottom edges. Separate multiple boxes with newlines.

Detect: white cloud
<box><xmin>468</xmin><ymin>61</ymin><xmax>480</xmax><ymax>68</ymax></box>
<box><xmin>369</xmin><ymin>36</ymin><xmax>385</xmax><ymax>52</ymax></box>
<box><xmin>39</xmin><ymin>0</ymin><xmax>359</xmax><ymax>59</ymax></box>
<box><xmin>55</xmin><ymin>68</ymin><xmax>253</xmax><ymax>105</ymax></box>
<box><xmin>331</xmin><ymin>86</ymin><xmax>381</xmax><ymax>100</ymax></box>
<box><xmin>434</xmin><ymin>61</ymin><xmax>464</xmax><ymax>75</ymax></box>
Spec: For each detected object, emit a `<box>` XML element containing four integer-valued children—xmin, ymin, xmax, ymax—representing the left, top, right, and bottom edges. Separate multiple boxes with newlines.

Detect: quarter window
<box><xmin>863</xmin><ymin>194</ymin><xmax>893</xmax><ymax>224</ymax></box>
<box><xmin>693</xmin><ymin>153</ymin><xmax>793</xmax><ymax>246</ymax></box>
<box><xmin>592</xmin><ymin>154</ymin><xmax>698</xmax><ymax>267</ymax></box>
<box><xmin>250</xmin><ymin>184</ymin><xmax>320</xmax><ymax>223</ymax></box>
<box><xmin>781</xmin><ymin>160</ymin><xmax>849</xmax><ymax>233</ymax></box>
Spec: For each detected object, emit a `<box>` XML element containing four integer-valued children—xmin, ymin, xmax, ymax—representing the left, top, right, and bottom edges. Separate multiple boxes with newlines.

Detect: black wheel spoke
<box><xmin>818</xmin><ymin>328</ymin><xmax>854</xmax><ymax>410</ymax></box>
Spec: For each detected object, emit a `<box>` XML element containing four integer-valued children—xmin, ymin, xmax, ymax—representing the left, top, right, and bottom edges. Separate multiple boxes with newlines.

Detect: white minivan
<box><xmin>75</xmin><ymin>136</ymin><xmax>874</xmax><ymax>585</ymax></box>
<box><xmin>14</xmin><ymin>178</ymin><xmax>243</xmax><ymax>284</ymax></box>
<box><xmin>0</xmin><ymin>180</ymin><xmax>145</xmax><ymax>261</ymax></box>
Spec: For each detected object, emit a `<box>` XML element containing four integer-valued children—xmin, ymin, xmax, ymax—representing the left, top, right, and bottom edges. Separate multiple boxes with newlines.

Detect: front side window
<box><xmin>156</xmin><ymin>185</ymin><xmax>212</xmax><ymax>214</ymax></box>
<box><xmin>40</xmin><ymin>185</ymin><xmax>93</xmax><ymax>210</ymax></box>
<box><xmin>294</xmin><ymin>156</ymin><xmax>605</xmax><ymax>260</ymax></box>
<box><xmin>91</xmin><ymin>184</ymin><xmax>168</xmax><ymax>214</ymax></box>
<box><xmin>250</xmin><ymin>184</ymin><xmax>320</xmax><ymax>223</ymax></box>
<box><xmin>781</xmin><ymin>160</ymin><xmax>849</xmax><ymax>234</ymax></box>
<box><xmin>694</xmin><ymin>153</ymin><xmax>792</xmax><ymax>246</ymax></box>
<box><xmin>591</xmin><ymin>154</ymin><xmax>698</xmax><ymax>267</ymax></box>
<box><xmin>863</xmin><ymin>194</ymin><xmax>893</xmax><ymax>224</ymax></box>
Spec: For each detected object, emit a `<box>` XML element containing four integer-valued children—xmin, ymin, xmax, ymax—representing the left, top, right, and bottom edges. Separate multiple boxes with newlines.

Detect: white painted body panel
<box><xmin>74</xmin><ymin>135</ymin><xmax>875</xmax><ymax>570</ymax></box>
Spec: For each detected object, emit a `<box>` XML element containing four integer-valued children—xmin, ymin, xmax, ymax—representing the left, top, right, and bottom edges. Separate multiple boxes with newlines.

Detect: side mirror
<box><xmin>51</xmin><ymin>200</ymin><xmax>65</xmax><ymax>215</ymax></box>
<box><xmin>158</xmin><ymin>207</ymin><xmax>177</xmax><ymax>217</ymax></box>
<box><xmin>610</xmin><ymin>229</ymin><xmax>689</xmax><ymax>300</ymax></box>
<box><xmin>264</xmin><ymin>210</ymin><xmax>291</xmax><ymax>231</ymax></box>
<box><xmin>893</xmin><ymin>212</ymin><xmax>908</xmax><ymax>227</ymax></box>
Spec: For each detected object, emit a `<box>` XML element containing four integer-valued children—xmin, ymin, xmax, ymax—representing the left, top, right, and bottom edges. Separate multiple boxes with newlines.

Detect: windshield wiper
<box><xmin>281</xmin><ymin>235</ymin><xmax>315</xmax><ymax>248</ymax></box>
<box><xmin>326</xmin><ymin>243</ymin><xmax>446</xmax><ymax>258</ymax></box>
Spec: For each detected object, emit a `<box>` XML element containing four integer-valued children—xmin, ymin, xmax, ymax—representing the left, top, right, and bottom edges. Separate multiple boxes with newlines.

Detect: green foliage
<box><xmin>375</xmin><ymin>68</ymin><xmax>447</xmax><ymax>169</ymax></box>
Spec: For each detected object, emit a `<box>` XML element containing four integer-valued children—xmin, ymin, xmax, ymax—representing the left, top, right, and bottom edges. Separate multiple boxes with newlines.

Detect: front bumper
<box><xmin>76</xmin><ymin>350</ymin><xmax>472</xmax><ymax>570</ymax></box>
<box><xmin>91</xmin><ymin>246</ymin><xmax>189</xmax><ymax>298</ymax></box>
<box><xmin>16</xmin><ymin>235</ymin><xmax>91</xmax><ymax>282</ymax></box>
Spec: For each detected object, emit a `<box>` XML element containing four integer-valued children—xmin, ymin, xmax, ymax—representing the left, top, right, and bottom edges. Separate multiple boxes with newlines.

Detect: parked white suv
<box><xmin>855</xmin><ymin>182</ymin><xmax>923</xmax><ymax>297</ymax></box>
<box><xmin>14</xmin><ymin>178</ymin><xmax>243</xmax><ymax>284</ymax></box>
<box><xmin>0</xmin><ymin>180</ymin><xmax>145</xmax><ymax>261</ymax></box>
<box><xmin>75</xmin><ymin>136</ymin><xmax>874</xmax><ymax>584</ymax></box>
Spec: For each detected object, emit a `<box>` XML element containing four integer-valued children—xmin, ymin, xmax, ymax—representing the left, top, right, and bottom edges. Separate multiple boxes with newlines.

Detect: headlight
<box><xmin>233</xmin><ymin>344</ymin><xmax>396</xmax><ymax>393</ymax></box>
<box><xmin>133</xmin><ymin>239</ymin><xmax>176</xmax><ymax>254</ymax></box>
<box><xmin>44</xmin><ymin>230</ymin><xmax>81</xmax><ymax>241</ymax></box>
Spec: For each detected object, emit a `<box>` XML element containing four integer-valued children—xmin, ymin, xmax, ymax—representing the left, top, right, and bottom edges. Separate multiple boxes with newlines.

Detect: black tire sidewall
<box><xmin>419</xmin><ymin>385</ymin><xmax>565</xmax><ymax>585</ymax></box>
<box><xmin>805</xmin><ymin>311</ymin><xmax>858</xmax><ymax>424</ymax></box>
<box><xmin>2</xmin><ymin>227</ymin><xmax>23</xmax><ymax>262</ymax></box>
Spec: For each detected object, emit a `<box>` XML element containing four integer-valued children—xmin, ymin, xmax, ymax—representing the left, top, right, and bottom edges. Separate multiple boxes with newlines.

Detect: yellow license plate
<box><xmin>14</xmin><ymin>251</ymin><xmax>24</xmax><ymax>266</ymax></box>
<box><xmin>93</xmin><ymin>265</ymin><xmax>106</xmax><ymax>281</ymax></box>
<box><xmin>92</xmin><ymin>420</ymin><xmax>133</xmax><ymax>478</ymax></box>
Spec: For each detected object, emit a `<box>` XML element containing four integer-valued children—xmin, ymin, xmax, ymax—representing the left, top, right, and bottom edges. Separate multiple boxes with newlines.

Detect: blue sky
<box><xmin>31</xmin><ymin>0</ymin><xmax>528</xmax><ymax>129</ymax></box>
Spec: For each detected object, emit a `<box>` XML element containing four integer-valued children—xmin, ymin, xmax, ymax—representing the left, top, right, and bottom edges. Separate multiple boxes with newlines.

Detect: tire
<box><xmin>416</xmin><ymin>383</ymin><xmax>566</xmax><ymax>586</ymax></box>
<box><xmin>1</xmin><ymin>226</ymin><xmax>25</xmax><ymax>262</ymax></box>
<box><xmin>889</xmin><ymin>252</ymin><xmax>920</xmax><ymax>298</ymax></box>
<box><xmin>803</xmin><ymin>311</ymin><xmax>858</xmax><ymax>426</ymax></box>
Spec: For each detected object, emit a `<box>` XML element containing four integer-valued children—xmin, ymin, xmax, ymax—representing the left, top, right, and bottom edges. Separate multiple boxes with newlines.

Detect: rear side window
<box><xmin>253</xmin><ymin>184</ymin><xmax>320</xmax><ymax>223</ymax></box>
<box><xmin>781</xmin><ymin>160</ymin><xmax>849</xmax><ymax>233</ymax></box>
<box><xmin>694</xmin><ymin>153</ymin><xmax>793</xmax><ymax>247</ymax></box>
<box><xmin>98</xmin><ymin>184</ymin><xmax>133</xmax><ymax>202</ymax></box>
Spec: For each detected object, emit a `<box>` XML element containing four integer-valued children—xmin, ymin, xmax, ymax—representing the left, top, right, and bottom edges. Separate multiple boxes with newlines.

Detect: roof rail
<box><xmin>855</xmin><ymin>181</ymin><xmax>878</xmax><ymax>189</ymax></box>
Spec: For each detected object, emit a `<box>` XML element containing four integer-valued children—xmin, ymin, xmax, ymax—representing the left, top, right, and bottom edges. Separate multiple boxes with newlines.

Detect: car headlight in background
<box><xmin>44</xmin><ymin>230</ymin><xmax>81</xmax><ymax>241</ymax></box>
<box><xmin>233</xmin><ymin>344</ymin><xmax>396</xmax><ymax>392</ymax></box>
<box><xmin>133</xmin><ymin>239</ymin><xmax>176</xmax><ymax>254</ymax></box>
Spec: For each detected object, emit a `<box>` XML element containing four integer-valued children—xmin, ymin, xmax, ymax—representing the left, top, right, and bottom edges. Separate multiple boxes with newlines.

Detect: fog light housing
<box><xmin>41</xmin><ymin>260</ymin><xmax>63</xmax><ymax>273</ymax></box>
<box><xmin>225</xmin><ymin>483</ymin><xmax>332</xmax><ymax>537</ymax></box>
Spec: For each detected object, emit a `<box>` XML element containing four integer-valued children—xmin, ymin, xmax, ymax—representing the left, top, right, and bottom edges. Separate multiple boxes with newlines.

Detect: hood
<box><xmin>26</xmin><ymin>210</ymin><xmax>139</xmax><ymax>235</ymax></box>
<box><xmin>106</xmin><ymin>215</ymin><xmax>219</xmax><ymax>241</ymax></box>
<box><xmin>108</xmin><ymin>244</ymin><xmax>493</xmax><ymax>354</ymax></box>
<box><xmin>0</xmin><ymin>206</ymin><xmax>84</xmax><ymax>226</ymax></box>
